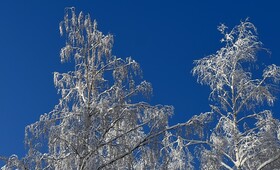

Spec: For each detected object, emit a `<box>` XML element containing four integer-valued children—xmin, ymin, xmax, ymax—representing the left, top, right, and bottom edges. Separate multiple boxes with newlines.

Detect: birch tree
<box><xmin>1</xmin><ymin>7</ymin><xmax>212</xmax><ymax>170</ymax></box>
<box><xmin>6</xmin><ymin>8</ymin><xmax>175</xmax><ymax>170</ymax></box>
<box><xmin>192</xmin><ymin>20</ymin><xmax>280</xmax><ymax>170</ymax></box>
<box><xmin>3</xmin><ymin>7</ymin><xmax>279</xmax><ymax>170</ymax></box>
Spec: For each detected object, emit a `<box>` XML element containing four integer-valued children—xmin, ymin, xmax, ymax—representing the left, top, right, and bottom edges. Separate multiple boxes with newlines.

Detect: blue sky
<box><xmin>0</xmin><ymin>0</ymin><xmax>280</xmax><ymax>160</ymax></box>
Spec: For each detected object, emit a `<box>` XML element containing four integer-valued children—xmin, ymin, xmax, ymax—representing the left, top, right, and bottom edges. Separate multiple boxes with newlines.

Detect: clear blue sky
<box><xmin>0</xmin><ymin>0</ymin><xmax>280</xmax><ymax>160</ymax></box>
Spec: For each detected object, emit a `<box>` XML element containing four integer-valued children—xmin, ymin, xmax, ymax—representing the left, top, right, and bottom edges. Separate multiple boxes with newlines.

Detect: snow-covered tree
<box><xmin>192</xmin><ymin>20</ymin><xmax>280</xmax><ymax>170</ymax></box>
<box><xmin>1</xmin><ymin>7</ymin><xmax>213</xmax><ymax>170</ymax></box>
<box><xmin>3</xmin><ymin>7</ymin><xmax>279</xmax><ymax>170</ymax></box>
<box><xmin>0</xmin><ymin>7</ymin><xmax>175</xmax><ymax>170</ymax></box>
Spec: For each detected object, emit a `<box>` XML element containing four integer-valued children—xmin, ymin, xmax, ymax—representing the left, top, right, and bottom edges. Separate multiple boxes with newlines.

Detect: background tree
<box><xmin>192</xmin><ymin>20</ymin><xmax>280</xmax><ymax>170</ymax></box>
